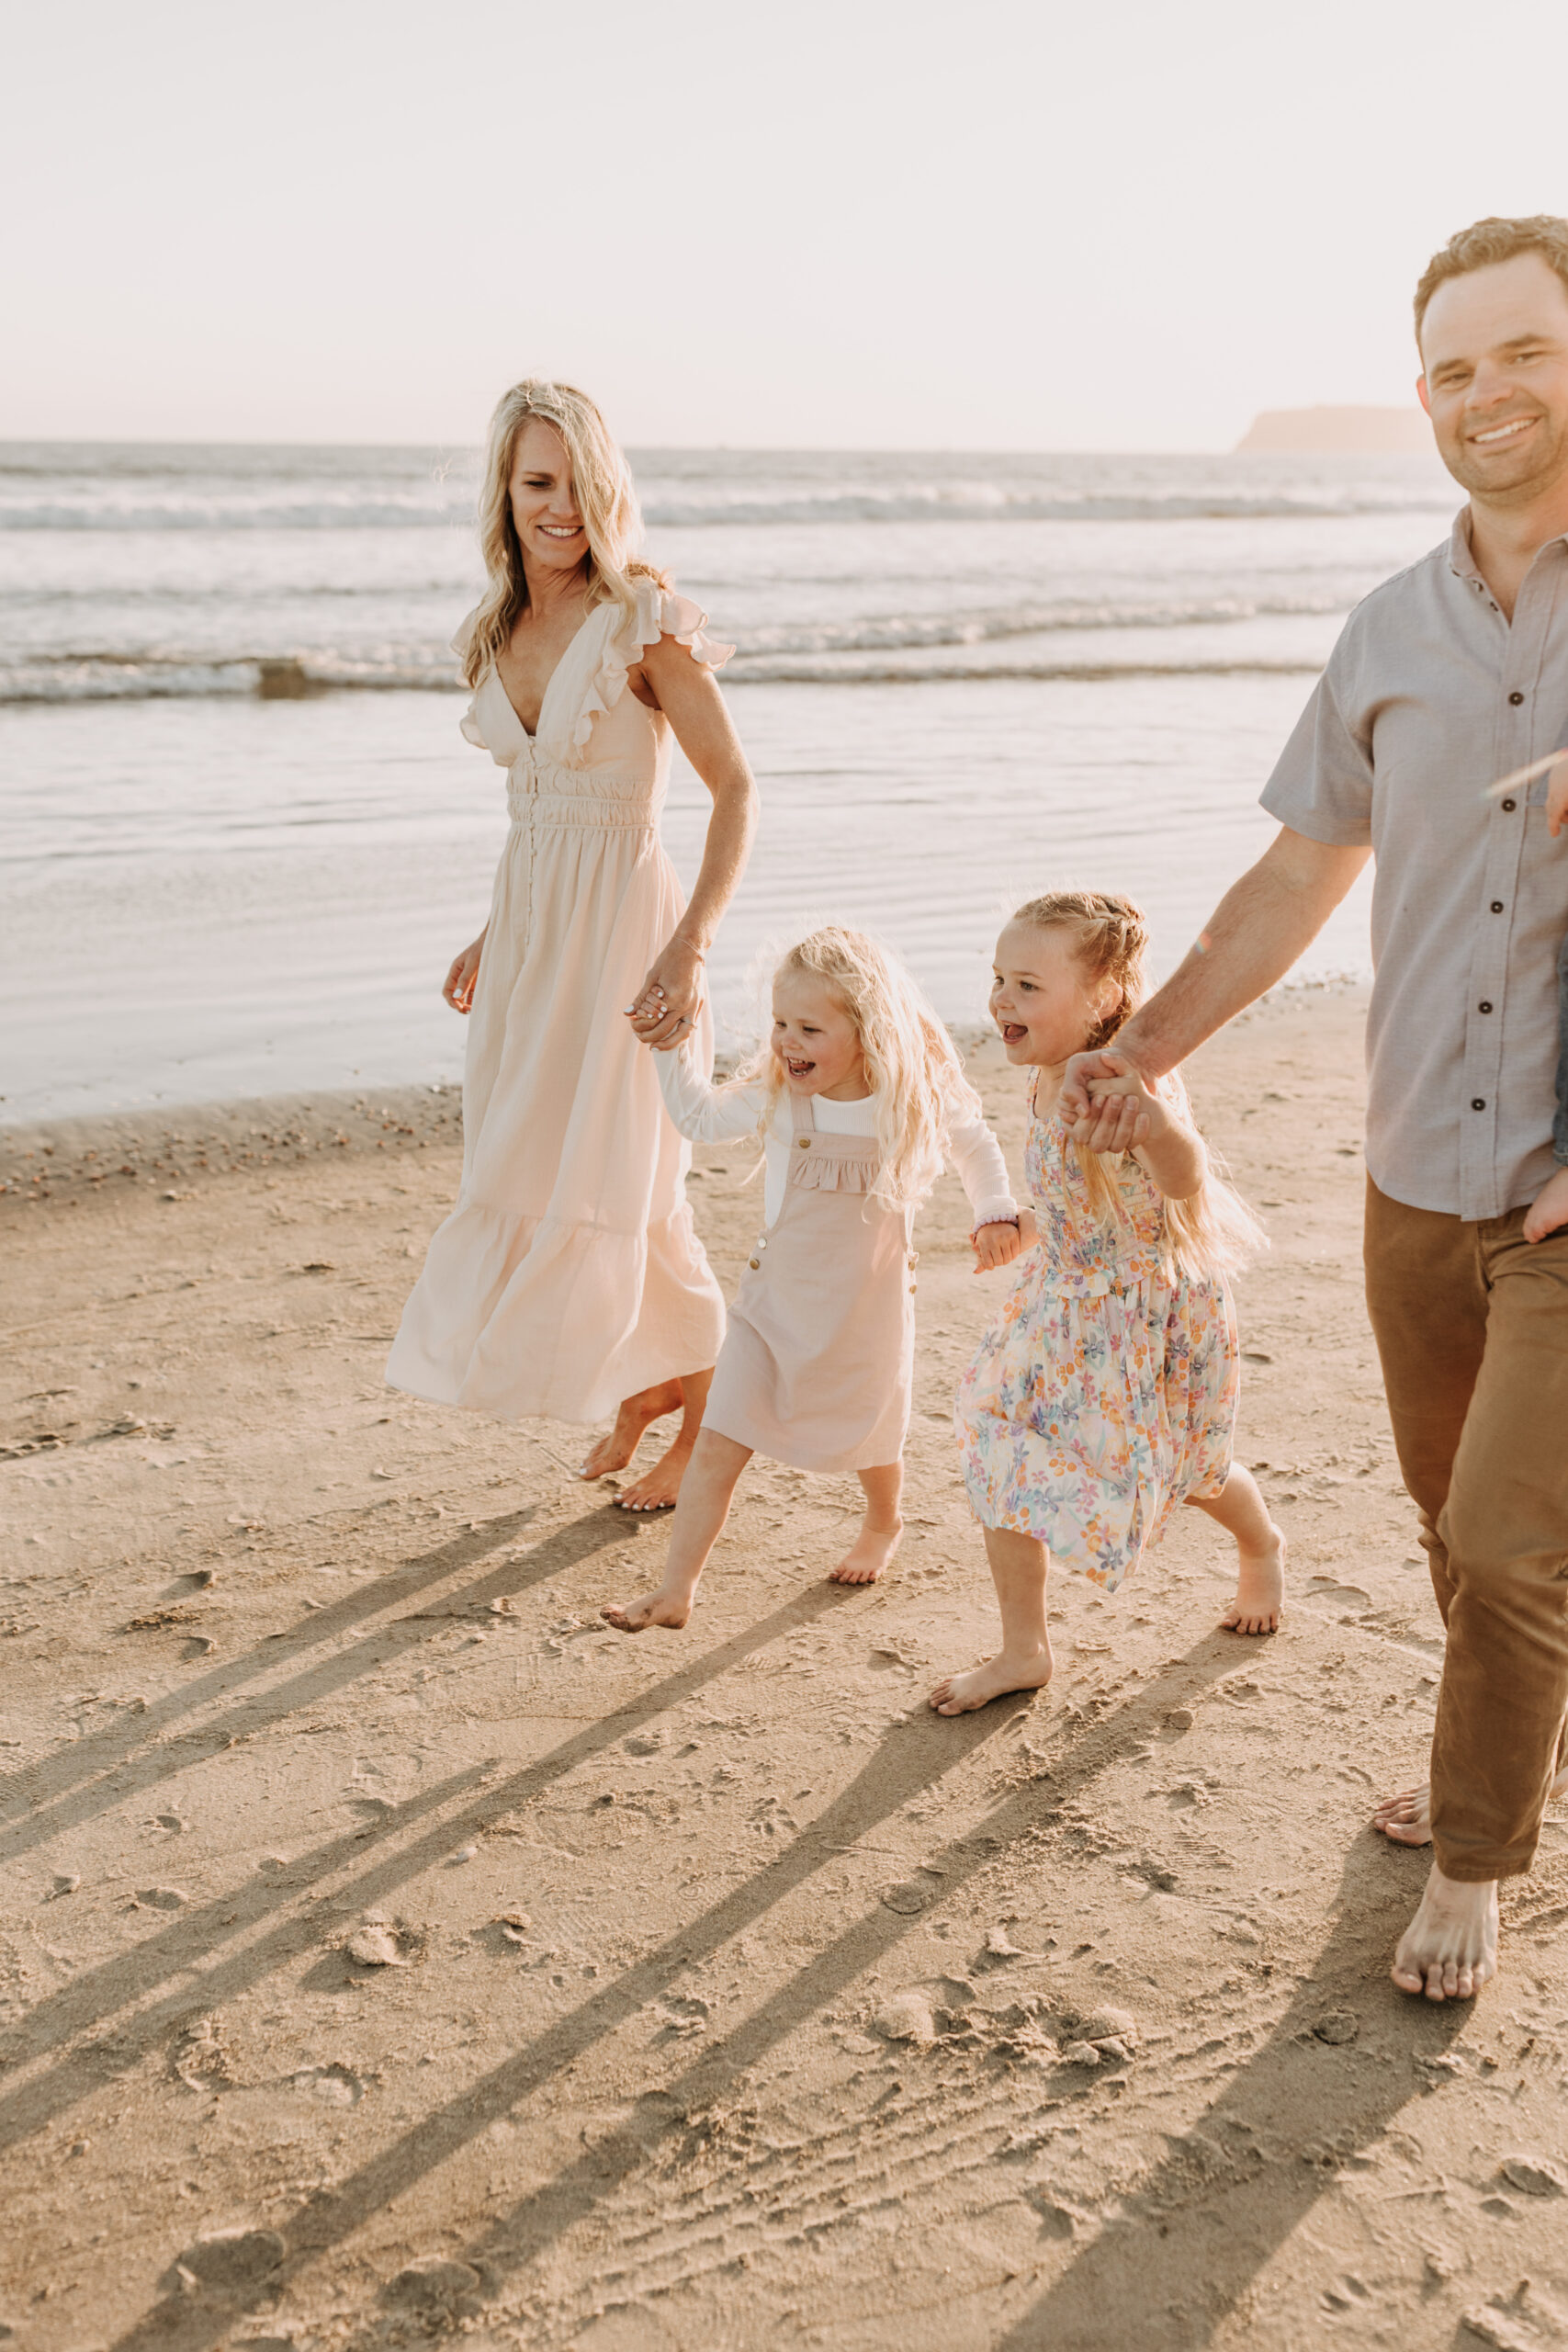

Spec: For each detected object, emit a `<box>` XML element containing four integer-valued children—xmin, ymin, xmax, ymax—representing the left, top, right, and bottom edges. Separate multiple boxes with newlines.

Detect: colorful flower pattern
<box><xmin>955</xmin><ymin>1079</ymin><xmax>1239</xmax><ymax>1590</ymax></box>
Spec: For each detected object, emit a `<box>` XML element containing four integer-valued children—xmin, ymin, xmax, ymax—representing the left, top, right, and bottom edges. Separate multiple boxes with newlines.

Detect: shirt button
<box><xmin>748</xmin><ymin>1257</ymin><xmax>760</xmax><ymax>1270</ymax></box>
<box><xmin>1472</xmin><ymin>1098</ymin><xmax>1486</xmax><ymax>1112</ymax></box>
<box><xmin>1508</xmin><ymin>689</ymin><xmax>1525</xmax><ymax>705</ymax></box>
<box><xmin>1501</xmin><ymin>797</ymin><xmax>1517</xmax><ymax>811</ymax></box>
<box><xmin>1479</xmin><ymin>1000</ymin><xmax>1493</xmax><ymax>1013</ymax></box>
<box><xmin>1490</xmin><ymin>899</ymin><xmax>1505</xmax><ymax>913</ymax></box>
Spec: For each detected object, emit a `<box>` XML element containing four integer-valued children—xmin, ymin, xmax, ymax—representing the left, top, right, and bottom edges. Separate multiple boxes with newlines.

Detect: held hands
<box><xmin>443</xmin><ymin>931</ymin><xmax>486</xmax><ymax>1013</ymax></box>
<box><xmin>1060</xmin><ymin>1047</ymin><xmax>1168</xmax><ymax>1156</ymax></box>
<box><xmin>626</xmin><ymin>933</ymin><xmax>705</xmax><ymax>1051</ymax></box>
<box><xmin>971</xmin><ymin>1209</ymin><xmax>1037</xmax><ymax>1273</ymax></box>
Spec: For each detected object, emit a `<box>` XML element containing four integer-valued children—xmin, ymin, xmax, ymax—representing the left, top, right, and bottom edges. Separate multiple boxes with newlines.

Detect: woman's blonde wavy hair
<box><xmin>1013</xmin><ymin>888</ymin><xmax>1266</xmax><ymax>1281</ymax></box>
<box><xmin>460</xmin><ymin>378</ymin><xmax>668</xmax><ymax>689</ymax></box>
<box><xmin>731</xmin><ymin>927</ymin><xmax>982</xmax><ymax>1213</ymax></box>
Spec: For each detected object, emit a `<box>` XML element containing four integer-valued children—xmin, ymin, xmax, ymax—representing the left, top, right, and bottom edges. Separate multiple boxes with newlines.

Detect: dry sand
<box><xmin>3</xmin><ymin>989</ymin><xmax>1567</xmax><ymax>2352</ymax></box>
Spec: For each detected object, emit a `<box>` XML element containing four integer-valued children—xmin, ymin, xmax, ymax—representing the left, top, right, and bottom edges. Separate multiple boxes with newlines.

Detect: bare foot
<box><xmin>1391</xmin><ymin>1861</ymin><xmax>1499</xmax><ymax>2000</ymax></box>
<box><xmin>578</xmin><ymin>1381</ymin><xmax>682</xmax><ymax>1483</ymax></box>
<box><xmin>1375</xmin><ymin>1760</ymin><xmax>1568</xmax><ymax>1849</ymax></box>
<box><xmin>1219</xmin><ymin>1529</ymin><xmax>1285</xmax><ymax>1635</ymax></box>
<box><xmin>1523</xmin><ymin>1163</ymin><xmax>1568</xmax><ymax>1243</ymax></box>
<box><xmin>615</xmin><ymin>1434</ymin><xmax>695</xmax><ymax>1514</ymax></box>
<box><xmin>600</xmin><ymin>1587</ymin><xmax>694</xmax><ymax>1634</ymax></box>
<box><xmin>929</xmin><ymin>1641</ymin><xmax>1054</xmax><ymax>1716</ymax></box>
<box><xmin>829</xmin><ymin>1518</ymin><xmax>902</xmax><ymax>1586</ymax></box>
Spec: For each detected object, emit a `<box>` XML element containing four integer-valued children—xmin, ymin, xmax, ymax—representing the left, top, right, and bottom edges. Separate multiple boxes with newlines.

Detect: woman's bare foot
<box><xmin>1374</xmin><ymin>1760</ymin><xmax>1568</xmax><ymax>1849</ymax></box>
<box><xmin>829</xmin><ymin>1516</ymin><xmax>902</xmax><ymax>1586</ymax></box>
<box><xmin>929</xmin><ymin>1639</ymin><xmax>1054</xmax><ymax>1716</ymax></box>
<box><xmin>600</xmin><ymin>1585</ymin><xmax>695</xmax><ymax>1634</ymax></box>
<box><xmin>1219</xmin><ymin>1529</ymin><xmax>1285</xmax><ymax>1635</ymax></box>
<box><xmin>1391</xmin><ymin>1862</ymin><xmax>1499</xmax><ymax>2000</ymax></box>
<box><xmin>616</xmin><ymin>1433</ymin><xmax>699</xmax><ymax>1513</ymax></box>
<box><xmin>578</xmin><ymin>1381</ymin><xmax>683</xmax><ymax>1484</ymax></box>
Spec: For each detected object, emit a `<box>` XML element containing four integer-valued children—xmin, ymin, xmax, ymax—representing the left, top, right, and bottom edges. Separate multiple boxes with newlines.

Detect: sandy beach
<box><xmin>5</xmin><ymin>985</ymin><xmax>1567</xmax><ymax>2352</ymax></box>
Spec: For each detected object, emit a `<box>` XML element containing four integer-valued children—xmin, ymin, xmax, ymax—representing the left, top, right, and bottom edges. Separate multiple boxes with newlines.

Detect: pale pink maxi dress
<box><xmin>387</xmin><ymin>583</ymin><xmax>729</xmax><ymax>1424</ymax></box>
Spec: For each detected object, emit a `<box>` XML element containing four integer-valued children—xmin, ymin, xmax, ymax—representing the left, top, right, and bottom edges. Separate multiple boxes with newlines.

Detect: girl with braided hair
<box><xmin>931</xmin><ymin>889</ymin><xmax>1282</xmax><ymax>1717</ymax></box>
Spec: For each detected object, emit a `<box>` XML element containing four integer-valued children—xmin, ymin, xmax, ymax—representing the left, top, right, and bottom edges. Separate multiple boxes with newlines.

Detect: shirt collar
<box><xmin>1448</xmin><ymin>503</ymin><xmax>1568</xmax><ymax>589</ymax></box>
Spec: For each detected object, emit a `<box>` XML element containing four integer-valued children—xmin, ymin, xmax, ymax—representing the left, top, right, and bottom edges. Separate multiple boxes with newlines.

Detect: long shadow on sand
<box><xmin>0</xmin><ymin>1504</ymin><xmax>556</xmax><ymax>1866</ymax></box>
<box><xmin>100</xmin><ymin>1637</ymin><xmax>1244</xmax><ymax>2352</ymax></box>
<box><xmin>985</xmin><ymin>1843</ymin><xmax>1467</xmax><ymax>2351</ymax></box>
<box><xmin>0</xmin><ymin>1564</ymin><xmax>864</xmax><ymax>2155</ymax></box>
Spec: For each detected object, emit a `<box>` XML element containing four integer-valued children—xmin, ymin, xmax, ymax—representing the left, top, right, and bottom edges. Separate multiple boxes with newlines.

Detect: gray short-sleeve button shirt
<box><xmin>1260</xmin><ymin>511</ymin><xmax>1568</xmax><ymax>1222</ymax></box>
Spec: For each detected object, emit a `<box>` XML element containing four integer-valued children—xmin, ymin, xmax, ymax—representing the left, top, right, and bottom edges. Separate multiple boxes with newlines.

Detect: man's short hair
<box><xmin>1415</xmin><ymin>215</ymin><xmax>1568</xmax><ymax>342</ymax></box>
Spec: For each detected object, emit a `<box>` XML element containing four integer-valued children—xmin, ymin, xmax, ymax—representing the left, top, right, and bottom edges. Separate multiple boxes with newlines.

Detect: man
<box><xmin>1063</xmin><ymin>216</ymin><xmax>1568</xmax><ymax>2002</ymax></box>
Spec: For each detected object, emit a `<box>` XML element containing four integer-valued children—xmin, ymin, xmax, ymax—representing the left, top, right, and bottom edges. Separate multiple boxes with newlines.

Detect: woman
<box><xmin>388</xmin><ymin>379</ymin><xmax>758</xmax><ymax>1510</ymax></box>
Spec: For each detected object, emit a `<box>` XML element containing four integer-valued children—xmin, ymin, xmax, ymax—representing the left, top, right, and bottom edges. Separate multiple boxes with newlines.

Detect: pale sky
<box><xmin>5</xmin><ymin>0</ymin><xmax>1567</xmax><ymax>449</ymax></box>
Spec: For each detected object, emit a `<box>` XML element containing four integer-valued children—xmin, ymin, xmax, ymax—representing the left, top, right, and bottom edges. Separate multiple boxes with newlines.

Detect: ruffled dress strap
<box><xmin>449</xmin><ymin>605</ymin><xmax>491</xmax><ymax>752</ymax></box>
<box><xmin>564</xmin><ymin>580</ymin><xmax>735</xmax><ymax>757</ymax></box>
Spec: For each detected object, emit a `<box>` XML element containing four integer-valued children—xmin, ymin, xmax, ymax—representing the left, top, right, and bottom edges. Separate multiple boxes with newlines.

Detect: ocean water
<box><xmin>0</xmin><ymin>442</ymin><xmax>1457</xmax><ymax>1124</ymax></box>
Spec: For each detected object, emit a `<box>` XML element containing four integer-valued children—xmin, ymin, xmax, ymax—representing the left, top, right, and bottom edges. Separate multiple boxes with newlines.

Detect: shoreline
<box><xmin>0</xmin><ymin>980</ymin><xmax>1373</xmax><ymax>1199</ymax></box>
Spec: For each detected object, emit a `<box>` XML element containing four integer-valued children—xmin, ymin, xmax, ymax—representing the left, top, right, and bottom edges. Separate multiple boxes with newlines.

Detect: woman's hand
<box><xmin>626</xmin><ymin>933</ymin><xmax>705</xmax><ymax>1050</ymax></box>
<box><xmin>443</xmin><ymin>931</ymin><xmax>486</xmax><ymax>1013</ymax></box>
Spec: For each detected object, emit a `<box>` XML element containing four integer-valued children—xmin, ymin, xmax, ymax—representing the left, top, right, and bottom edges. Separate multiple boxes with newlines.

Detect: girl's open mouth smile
<box><xmin>1000</xmin><ymin>1023</ymin><xmax>1028</xmax><ymax>1044</ymax></box>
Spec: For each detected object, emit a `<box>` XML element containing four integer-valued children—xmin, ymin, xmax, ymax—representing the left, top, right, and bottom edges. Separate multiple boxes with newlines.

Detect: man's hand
<box><xmin>1059</xmin><ymin>1045</ymin><xmax>1155</xmax><ymax>1142</ymax></box>
<box><xmin>1546</xmin><ymin>752</ymin><xmax>1568</xmax><ymax>838</ymax></box>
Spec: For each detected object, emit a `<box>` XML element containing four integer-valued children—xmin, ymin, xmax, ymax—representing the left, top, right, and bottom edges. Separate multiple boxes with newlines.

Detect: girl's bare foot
<box><xmin>929</xmin><ymin>1640</ymin><xmax>1053</xmax><ymax>1716</ymax></box>
<box><xmin>1375</xmin><ymin>1761</ymin><xmax>1568</xmax><ymax>1849</ymax></box>
<box><xmin>578</xmin><ymin>1381</ymin><xmax>683</xmax><ymax>1483</ymax></box>
<box><xmin>1392</xmin><ymin>1862</ymin><xmax>1499</xmax><ymax>2000</ymax></box>
<box><xmin>616</xmin><ymin>1434</ymin><xmax>695</xmax><ymax>1514</ymax></box>
<box><xmin>1220</xmin><ymin>1529</ymin><xmax>1285</xmax><ymax>1635</ymax></box>
<box><xmin>600</xmin><ymin>1587</ymin><xmax>695</xmax><ymax>1634</ymax></box>
<box><xmin>829</xmin><ymin>1517</ymin><xmax>902</xmax><ymax>1586</ymax></box>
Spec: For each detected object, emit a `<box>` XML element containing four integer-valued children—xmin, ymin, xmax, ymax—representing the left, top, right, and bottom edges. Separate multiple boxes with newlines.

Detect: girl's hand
<box><xmin>1066</xmin><ymin>1049</ymin><xmax>1168</xmax><ymax>1156</ymax></box>
<box><xmin>971</xmin><ymin>1217</ymin><xmax>1025</xmax><ymax>1273</ymax></box>
<box><xmin>626</xmin><ymin>932</ymin><xmax>705</xmax><ymax>1050</ymax></box>
<box><xmin>443</xmin><ymin>931</ymin><xmax>486</xmax><ymax>1013</ymax></box>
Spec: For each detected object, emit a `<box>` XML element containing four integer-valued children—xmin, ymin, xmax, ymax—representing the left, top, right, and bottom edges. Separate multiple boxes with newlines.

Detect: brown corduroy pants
<box><xmin>1363</xmin><ymin>1179</ymin><xmax>1568</xmax><ymax>1881</ymax></box>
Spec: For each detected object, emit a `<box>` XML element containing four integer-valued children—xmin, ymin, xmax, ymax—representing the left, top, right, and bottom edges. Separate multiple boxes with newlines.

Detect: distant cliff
<box><xmin>1235</xmin><ymin>405</ymin><xmax>1431</xmax><ymax>455</ymax></box>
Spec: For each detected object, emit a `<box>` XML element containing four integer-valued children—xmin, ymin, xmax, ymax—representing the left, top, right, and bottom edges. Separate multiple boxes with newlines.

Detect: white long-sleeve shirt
<box><xmin>654</xmin><ymin>1043</ymin><xmax>1019</xmax><ymax>1230</ymax></box>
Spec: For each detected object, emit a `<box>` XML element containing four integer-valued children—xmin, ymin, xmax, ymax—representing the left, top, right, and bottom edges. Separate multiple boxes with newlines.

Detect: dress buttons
<box><xmin>1472</xmin><ymin>1098</ymin><xmax>1486</xmax><ymax>1112</ymax></box>
<box><xmin>1479</xmin><ymin>1000</ymin><xmax>1493</xmax><ymax>1013</ymax></box>
<box><xmin>1491</xmin><ymin>899</ymin><xmax>1505</xmax><ymax>913</ymax></box>
<box><xmin>796</xmin><ymin>1135</ymin><xmax>810</xmax><ymax>1148</ymax></box>
<box><xmin>1508</xmin><ymin>689</ymin><xmax>1525</xmax><ymax>705</ymax></box>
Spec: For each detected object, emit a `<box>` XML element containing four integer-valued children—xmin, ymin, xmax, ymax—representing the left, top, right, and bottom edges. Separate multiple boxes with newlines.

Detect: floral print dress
<box><xmin>955</xmin><ymin>1075</ymin><xmax>1238</xmax><ymax>1590</ymax></box>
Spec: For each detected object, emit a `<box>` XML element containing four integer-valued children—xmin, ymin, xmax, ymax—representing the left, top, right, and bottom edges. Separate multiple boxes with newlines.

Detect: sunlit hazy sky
<box><xmin>6</xmin><ymin>0</ymin><xmax>1568</xmax><ymax>449</ymax></box>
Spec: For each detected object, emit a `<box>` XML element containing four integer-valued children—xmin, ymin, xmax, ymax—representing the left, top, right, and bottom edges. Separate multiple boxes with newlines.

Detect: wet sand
<box><xmin>4</xmin><ymin>988</ymin><xmax>1567</xmax><ymax>2352</ymax></box>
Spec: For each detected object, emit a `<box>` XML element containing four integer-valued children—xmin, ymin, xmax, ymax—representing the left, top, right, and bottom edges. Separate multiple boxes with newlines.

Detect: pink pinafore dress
<box><xmin>705</xmin><ymin>1092</ymin><xmax>918</xmax><ymax>1472</ymax></box>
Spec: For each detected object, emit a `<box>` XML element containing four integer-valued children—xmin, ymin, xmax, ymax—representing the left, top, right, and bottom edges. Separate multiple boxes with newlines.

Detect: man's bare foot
<box><xmin>1391</xmin><ymin>1861</ymin><xmax>1499</xmax><ymax>2000</ymax></box>
<box><xmin>929</xmin><ymin>1641</ymin><xmax>1054</xmax><ymax>1716</ymax></box>
<box><xmin>1219</xmin><ymin>1529</ymin><xmax>1285</xmax><ymax>1635</ymax></box>
<box><xmin>578</xmin><ymin>1381</ymin><xmax>683</xmax><ymax>1483</ymax></box>
<box><xmin>1374</xmin><ymin>1760</ymin><xmax>1568</xmax><ymax>1849</ymax></box>
<box><xmin>829</xmin><ymin>1518</ymin><xmax>902</xmax><ymax>1586</ymax></box>
<box><xmin>1523</xmin><ymin>1163</ymin><xmax>1568</xmax><ymax>1243</ymax></box>
<box><xmin>600</xmin><ymin>1587</ymin><xmax>695</xmax><ymax>1634</ymax></box>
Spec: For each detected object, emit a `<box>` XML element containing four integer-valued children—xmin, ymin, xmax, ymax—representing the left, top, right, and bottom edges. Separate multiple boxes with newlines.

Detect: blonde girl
<box><xmin>604</xmin><ymin>927</ymin><xmax>1024</xmax><ymax>1629</ymax></box>
<box><xmin>931</xmin><ymin>889</ymin><xmax>1282</xmax><ymax>1717</ymax></box>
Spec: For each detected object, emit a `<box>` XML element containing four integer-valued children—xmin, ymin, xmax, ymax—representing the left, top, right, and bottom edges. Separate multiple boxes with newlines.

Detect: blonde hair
<box><xmin>1011</xmin><ymin>888</ymin><xmax>1265</xmax><ymax>1281</ymax></box>
<box><xmin>733</xmin><ymin>927</ymin><xmax>981</xmax><ymax>1213</ymax></box>
<box><xmin>461</xmin><ymin>378</ymin><xmax>668</xmax><ymax>689</ymax></box>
